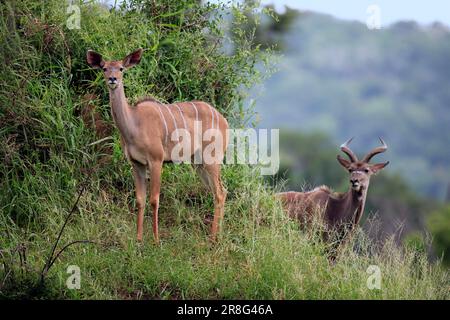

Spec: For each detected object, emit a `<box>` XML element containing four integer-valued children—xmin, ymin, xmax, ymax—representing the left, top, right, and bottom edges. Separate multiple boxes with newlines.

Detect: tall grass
<box><xmin>0</xmin><ymin>0</ymin><xmax>448</xmax><ymax>299</ymax></box>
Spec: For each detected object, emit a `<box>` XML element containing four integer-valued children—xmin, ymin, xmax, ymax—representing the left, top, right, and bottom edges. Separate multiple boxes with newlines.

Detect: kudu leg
<box><xmin>197</xmin><ymin>164</ymin><xmax>226</xmax><ymax>242</ymax></box>
<box><xmin>149</xmin><ymin>160</ymin><xmax>163</xmax><ymax>244</ymax></box>
<box><xmin>131</xmin><ymin>160</ymin><xmax>147</xmax><ymax>242</ymax></box>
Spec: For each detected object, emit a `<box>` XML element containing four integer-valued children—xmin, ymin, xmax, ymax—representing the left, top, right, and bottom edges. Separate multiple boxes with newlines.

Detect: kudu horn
<box><xmin>362</xmin><ymin>137</ymin><xmax>388</xmax><ymax>163</ymax></box>
<box><xmin>340</xmin><ymin>137</ymin><xmax>358</xmax><ymax>162</ymax></box>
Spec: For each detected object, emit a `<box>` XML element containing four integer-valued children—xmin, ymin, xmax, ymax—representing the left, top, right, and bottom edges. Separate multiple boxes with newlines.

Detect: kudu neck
<box><xmin>346</xmin><ymin>184</ymin><xmax>368</xmax><ymax>224</ymax></box>
<box><xmin>109</xmin><ymin>84</ymin><xmax>132</xmax><ymax>134</ymax></box>
<box><xmin>350</xmin><ymin>186</ymin><xmax>367</xmax><ymax>203</ymax></box>
<box><xmin>327</xmin><ymin>185</ymin><xmax>368</xmax><ymax>224</ymax></box>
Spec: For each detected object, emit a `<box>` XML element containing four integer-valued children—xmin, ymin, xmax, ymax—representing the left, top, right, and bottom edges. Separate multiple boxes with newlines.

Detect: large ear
<box><xmin>370</xmin><ymin>161</ymin><xmax>389</xmax><ymax>174</ymax></box>
<box><xmin>122</xmin><ymin>48</ymin><xmax>143</xmax><ymax>69</ymax></box>
<box><xmin>337</xmin><ymin>155</ymin><xmax>351</xmax><ymax>169</ymax></box>
<box><xmin>86</xmin><ymin>50</ymin><xmax>104</xmax><ymax>69</ymax></box>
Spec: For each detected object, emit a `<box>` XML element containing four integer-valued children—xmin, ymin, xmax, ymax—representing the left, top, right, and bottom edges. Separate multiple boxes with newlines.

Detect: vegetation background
<box><xmin>0</xmin><ymin>0</ymin><xmax>448</xmax><ymax>299</ymax></box>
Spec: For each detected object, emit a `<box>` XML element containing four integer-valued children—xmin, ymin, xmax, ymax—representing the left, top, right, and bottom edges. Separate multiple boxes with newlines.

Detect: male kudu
<box><xmin>277</xmin><ymin>138</ymin><xmax>389</xmax><ymax>257</ymax></box>
<box><xmin>87</xmin><ymin>48</ymin><xmax>228</xmax><ymax>243</ymax></box>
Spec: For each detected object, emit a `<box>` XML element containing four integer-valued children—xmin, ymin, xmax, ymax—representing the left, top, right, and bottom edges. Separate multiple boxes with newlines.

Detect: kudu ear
<box><xmin>122</xmin><ymin>48</ymin><xmax>143</xmax><ymax>69</ymax></box>
<box><xmin>337</xmin><ymin>155</ymin><xmax>351</xmax><ymax>169</ymax></box>
<box><xmin>370</xmin><ymin>161</ymin><xmax>389</xmax><ymax>174</ymax></box>
<box><xmin>86</xmin><ymin>50</ymin><xmax>104</xmax><ymax>69</ymax></box>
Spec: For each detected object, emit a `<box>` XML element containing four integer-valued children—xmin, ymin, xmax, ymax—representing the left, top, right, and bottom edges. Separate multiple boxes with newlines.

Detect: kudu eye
<box><xmin>102</xmin><ymin>67</ymin><xmax>107</xmax><ymax>72</ymax></box>
<box><xmin>119</xmin><ymin>67</ymin><xmax>124</xmax><ymax>72</ymax></box>
<box><xmin>364</xmin><ymin>169</ymin><xmax>370</xmax><ymax>173</ymax></box>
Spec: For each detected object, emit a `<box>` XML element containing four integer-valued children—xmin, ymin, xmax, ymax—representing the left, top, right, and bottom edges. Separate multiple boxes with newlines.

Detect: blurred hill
<box><xmin>253</xmin><ymin>9</ymin><xmax>450</xmax><ymax>200</ymax></box>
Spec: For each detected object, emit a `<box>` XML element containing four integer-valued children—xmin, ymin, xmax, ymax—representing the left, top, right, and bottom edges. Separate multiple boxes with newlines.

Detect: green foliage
<box><xmin>273</xmin><ymin>131</ymin><xmax>345</xmax><ymax>189</ymax></box>
<box><xmin>428</xmin><ymin>206</ymin><xmax>450</xmax><ymax>266</ymax></box>
<box><xmin>403</xmin><ymin>232</ymin><xmax>428</xmax><ymax>255</ymax></box>
<box><xmin>0</xmin><ymin>0</ymin><xmax>448</xmax><ymax>299</ymax></box>
<box><xmin>233</xmin><ymin>0</ymin><xmax>299</xmax><ymax>50</ymax></box>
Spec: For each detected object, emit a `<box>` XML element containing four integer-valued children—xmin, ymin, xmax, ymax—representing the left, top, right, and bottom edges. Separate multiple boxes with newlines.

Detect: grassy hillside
<box><xmin>0</xmin><ymin>0</ymin><xmax>448</xmax><ymax>299</ymax></box>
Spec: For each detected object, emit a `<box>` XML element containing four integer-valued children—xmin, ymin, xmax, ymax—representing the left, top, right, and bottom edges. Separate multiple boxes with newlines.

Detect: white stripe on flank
<box><xmin>214</xmin><ymin>107</ymin><xmax>220</xmax><ymax>132</ymax></box>
<box><xmin>173</xmin><ymin>103</ymin><xmax>187</xmax><ymax>130</ymax></box>
<box><xmin>163</xmin><ymin>104</ymin><xmax>178</xmax><ymax>134</ymax></box>
<box><xmin>155</xmin><ymin>103</ymin><xmax>169</xmax><ymax>144</ymax></box>
<box><xmin>190</xmin><ymin>102</ymin><xmax>199</xmax><ymax>122</ymax></box>
<box><xmin>209</xmin><ymin>104</ymin><xmax>215</xmax><ymax>129</ymax></box>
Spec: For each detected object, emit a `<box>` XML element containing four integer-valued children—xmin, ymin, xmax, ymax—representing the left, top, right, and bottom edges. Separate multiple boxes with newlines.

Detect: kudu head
<box><xmin>336</xmin><ymin>138</ymin><xmax>389</xmax><ymax>192</ymax></box>
<box><xmin>86</xmin><ymin>48</ymin><xmax>143</xmax><ymax>90</ymax></box>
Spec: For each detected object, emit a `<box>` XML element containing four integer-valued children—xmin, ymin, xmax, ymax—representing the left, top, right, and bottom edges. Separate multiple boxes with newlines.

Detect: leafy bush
<box><xmin>428</xmin><ymin>206</ymin><xmax>450</xmax><ymax>266</ymax></box>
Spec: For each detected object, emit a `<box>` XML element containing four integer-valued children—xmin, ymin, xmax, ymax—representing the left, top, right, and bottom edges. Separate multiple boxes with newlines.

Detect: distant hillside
<box><xmin>254</xmin><ymin>10</ymin><xmax>450</xmax><ymax>199</ymax></box>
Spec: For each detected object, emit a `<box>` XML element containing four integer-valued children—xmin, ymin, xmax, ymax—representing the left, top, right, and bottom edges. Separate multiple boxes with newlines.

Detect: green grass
<box><xmin>1</xmin><ymin>164</ymin><xmax>449</xmax><ymax>299</ymax></box>
<box><xmin>0</xmin><ymin>0</ymin><xmax>449</xmax><ymax>299</ymax></box>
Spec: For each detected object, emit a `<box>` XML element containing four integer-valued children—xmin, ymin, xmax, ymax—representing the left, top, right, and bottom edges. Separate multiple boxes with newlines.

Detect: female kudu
<box><xmin>277</xmin><ymin>138</ymin><xmax>389</xmax><ymax>258</ymax></box>
<box><xmin>87</xmin><ymin>48</ymin><xmax>228</xmax><ymax>243</ymax></box>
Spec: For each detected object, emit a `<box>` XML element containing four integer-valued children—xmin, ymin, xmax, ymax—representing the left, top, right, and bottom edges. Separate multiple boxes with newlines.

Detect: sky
<box><xmin>259</xmin><ymin>0</ymin><xmax>450</xmax><ymax>27</ymax></box>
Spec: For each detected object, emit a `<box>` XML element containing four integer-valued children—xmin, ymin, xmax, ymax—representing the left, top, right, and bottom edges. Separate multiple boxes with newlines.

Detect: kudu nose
<box><xmin>350</xmin><ymin>178</ymin><xmax>359</xmax><ymax>186</ymax></box>
<box><xmin>108</xmin><ymin>77</ymin><xmax>117</xmax><ymax>83</ymax></box>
